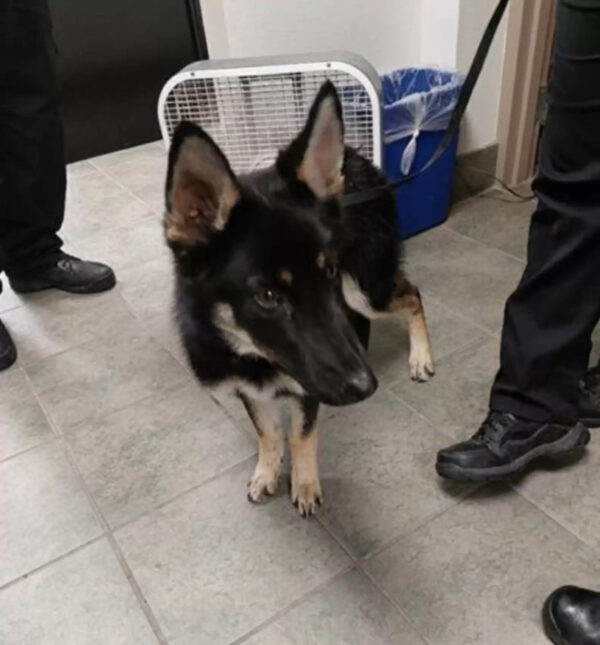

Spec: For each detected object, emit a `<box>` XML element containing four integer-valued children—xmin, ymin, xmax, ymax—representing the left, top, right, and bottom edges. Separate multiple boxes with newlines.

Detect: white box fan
<box><xmin>158</xmin><ymin>51</ymin><xmax>383</xmax><ymax>174</ymax></box>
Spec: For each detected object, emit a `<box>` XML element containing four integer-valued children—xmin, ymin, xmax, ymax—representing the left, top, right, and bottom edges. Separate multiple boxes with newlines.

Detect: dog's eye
<box><xmin>326</xmin><ymin>264</ymin><xmax>338</xmax><ymax>280</ymax></box>
<box><xmin>254</xmin><ymin>289</ymin><xmax>280</xmax><ymax>309</ymax></box>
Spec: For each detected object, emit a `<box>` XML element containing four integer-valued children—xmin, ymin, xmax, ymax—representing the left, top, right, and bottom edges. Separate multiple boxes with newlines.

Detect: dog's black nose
<box><xmin>343</xmin><ymin>369</ymin><xmax>378</xmax><ymax>402</ymax></box>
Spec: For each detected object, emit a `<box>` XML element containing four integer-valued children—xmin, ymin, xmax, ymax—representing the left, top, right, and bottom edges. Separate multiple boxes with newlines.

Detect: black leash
<box><xmin>342</xmin><ymin>0</ymin><xmax>511</xmax><ymax>207</ymax></box>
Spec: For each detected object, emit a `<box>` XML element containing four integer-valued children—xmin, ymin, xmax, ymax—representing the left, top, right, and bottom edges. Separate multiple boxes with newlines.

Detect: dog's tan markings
<box><xmin>316</xmin><ymin>252</ymin><xmax>326</xmax><ymax>271</ymax></box>
<box><xmin>341</xmin><ymin>270</ymin><xmax>435</xmax><ymax>382</ymax></box>
<box><xmin>166</xmin><ymin>134</ymin><xmax>239</xmax><ymax>245</ymax></box>
<box><xmin>389</xmin><ymin>274</ymin><xmax>435</xmax><ymax>382</ymax></box>
<box><xmin>242</xmin><ymin>397</ymin><xmax>284</xmax><ymax>503</ymax></box>
<box><xmin>213</xmin><ymin>303</ymin><xmax>269</xmax><ymax>358</ymax></box>
<box><xmin>289</xmin><ymin>400</ymin><xmax>322</xmax><ymax>517</ymax></box>
<box><xmin>278</xmin><ymin>268</ymin><xmax>293</xmax><ymax>286</ymax></box>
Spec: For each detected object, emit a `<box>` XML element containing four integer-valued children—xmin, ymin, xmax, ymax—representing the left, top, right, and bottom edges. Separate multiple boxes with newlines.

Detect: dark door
<box><xmin>49</xmin><ymin>0</ymin><xmax>207</xmax><ymax>162</ymax></box>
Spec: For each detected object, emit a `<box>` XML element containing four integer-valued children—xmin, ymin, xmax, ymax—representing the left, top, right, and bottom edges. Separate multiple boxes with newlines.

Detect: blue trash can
<box><xmin>381</xmin><ymin>68</ymin><xmax>464</xmax><ymax>239</ymax></box>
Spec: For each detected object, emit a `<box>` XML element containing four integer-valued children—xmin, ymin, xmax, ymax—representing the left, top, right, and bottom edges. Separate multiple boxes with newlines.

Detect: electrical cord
<box><xmin>457</xmin><ymin>165</ymin><xmax>536</xmax><ymax>203</ymax></box>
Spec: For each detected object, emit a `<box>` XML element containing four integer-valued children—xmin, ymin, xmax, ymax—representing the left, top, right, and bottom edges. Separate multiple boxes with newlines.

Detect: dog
<box><xmin>163</xmin><ymin>81</ymin><xmax>434</xmax><ymax>517</ymax></box>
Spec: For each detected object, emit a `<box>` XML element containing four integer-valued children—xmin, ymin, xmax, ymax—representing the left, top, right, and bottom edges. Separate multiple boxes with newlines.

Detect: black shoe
<box><xmin>579</xmin><ymin>365</ymin><xmax>600</xmax><ymax>429</ymax></box>
<box><xmin>9</xmin><ymin>253</ymin><xmax>116</xmax><ymax>295</ymax></box>
<box><xmin>543</xmin><ymin>586</ymin><xmax>600</xmax><ymax>645</ymax></box>
<box><xmin>436</xmin><ymin>411</ymin><xmax>590</xmax><ymax>483</ymax></box>
<box><xmin>0</xmin><ymin>318</ymin><xmax>17</xmax><ymax>371</ymax></box>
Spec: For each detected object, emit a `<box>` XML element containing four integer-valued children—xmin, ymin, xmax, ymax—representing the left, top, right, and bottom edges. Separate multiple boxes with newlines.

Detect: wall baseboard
<box><xmin>452</xmin><ymin>143</ymin><xmax>499</xmax><ymax>203</ymax></box>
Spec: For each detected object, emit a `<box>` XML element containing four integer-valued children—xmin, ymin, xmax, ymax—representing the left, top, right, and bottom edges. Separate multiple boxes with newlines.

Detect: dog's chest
<box><xmin>214</xmin><ymin>371</ymin><xmax>305</xmax><ymax>404</ymax></box>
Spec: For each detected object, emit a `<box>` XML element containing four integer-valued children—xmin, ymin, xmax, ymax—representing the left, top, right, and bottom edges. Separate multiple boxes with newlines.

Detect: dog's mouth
<box><xmin>274</xmin><ymin>357</ymin><xmax>378</xmax><ymax>406</ymax></box>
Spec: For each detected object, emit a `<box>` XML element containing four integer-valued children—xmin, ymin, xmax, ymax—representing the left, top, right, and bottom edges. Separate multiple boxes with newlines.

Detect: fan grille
<box><xmin>162</xmin><ymin>69</ymin><xmax>375</xmax><ymax>174</ymax></box>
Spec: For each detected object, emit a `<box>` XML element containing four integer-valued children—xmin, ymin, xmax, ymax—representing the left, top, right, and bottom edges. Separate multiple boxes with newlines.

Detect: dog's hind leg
<box><xmin>388</xmin><ymin>273</ymin><xmax>435</xmax><ymax>382</ymax></box>
<box><xmin>289</xmin><ymin>396</ymin><xmax>321</xmax><ymax>518</ymax></box>
<box><xmin>241</xmin><ymin>394</ymin><xmax>284</xmax><ymax>503</ymax></box>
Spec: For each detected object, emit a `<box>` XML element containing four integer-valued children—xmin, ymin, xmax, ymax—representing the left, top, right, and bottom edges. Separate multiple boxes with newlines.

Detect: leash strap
<box><xmin>342</xmin><ymin>0</ymin><xmax>511</xmax><ymax>208</ymax></box>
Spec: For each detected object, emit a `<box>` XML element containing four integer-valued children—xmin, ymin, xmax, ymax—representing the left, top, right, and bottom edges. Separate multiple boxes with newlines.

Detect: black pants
<box><xmin>0</xmin><ymin>0</ymin><xmax>65</xmax><ymax>287</ymax></box>
<box><xmin>490</xmin><ymin>0</ymin><xmax>600</xmax><ymax>424</ymax></box>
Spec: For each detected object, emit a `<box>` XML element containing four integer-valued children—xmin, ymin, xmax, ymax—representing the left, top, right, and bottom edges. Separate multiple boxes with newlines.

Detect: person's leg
<box><xmin>490</xmin><ymin>0</ymin><xmax>600</xmax><ymax>424</ymax></box>
<box><xmin>0</xmin><ymin>0</ymin><xmax>65</xmax><ymax>276</ymax></box>
<box><xmin>437</xmin><ymin>0</ymin><xmax>600</xmax><ymax>482</ymax></box>
<box><xmin>0</xmin><ymin>0</ymin><xmax>115</xmax><ymax>295</ymax></box>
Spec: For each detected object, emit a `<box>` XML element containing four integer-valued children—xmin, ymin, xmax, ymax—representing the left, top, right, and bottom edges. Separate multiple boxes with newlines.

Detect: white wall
<box><xmin>456</xmin><ymin>0</ymin><xmax>508</xmax><ymax>153</ymax></box>
<box><xmin>219</xmin><ymin>0</ymin><xmax>422</xmax><ymax>72</ymax></box>
<box><xmin>420</xmin><ymin>0</ymin><xmax>461</xmax><ymax>69</ymax></box>
<box><xmin>199</xmin><ymin>0</ymin><xmax>507</xmax><ymax>153</ymax></box>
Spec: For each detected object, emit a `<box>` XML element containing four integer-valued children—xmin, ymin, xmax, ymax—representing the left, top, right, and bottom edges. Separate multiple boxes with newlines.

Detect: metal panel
<box><xmin>158</xmin><ymin>52</ymin><xmax>382</xmax><ymax>173</ymax></box>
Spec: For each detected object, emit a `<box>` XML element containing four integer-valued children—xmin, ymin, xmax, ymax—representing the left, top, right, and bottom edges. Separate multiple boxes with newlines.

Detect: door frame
<box><xmin>496</xmin><ymin>0</ymin><xmax>556</xmax><ymax>186</ymax></box>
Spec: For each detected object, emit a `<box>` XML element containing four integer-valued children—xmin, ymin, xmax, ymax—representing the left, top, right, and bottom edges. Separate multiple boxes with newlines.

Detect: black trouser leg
<box><xmin>490</xmin><ymin>0</ymin><xmax>600</xmax><ymax>425</ymax></box>
<box><xmin>0</xmin><ymin>0</ymin><xmax>65</xmax><ymax>288</ymax></box>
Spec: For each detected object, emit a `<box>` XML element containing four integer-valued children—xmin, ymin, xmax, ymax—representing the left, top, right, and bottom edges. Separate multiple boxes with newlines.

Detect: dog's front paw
<box><xmin>291</xmin><ymin>476</ymin><xmax>322</xmax><ymax>518</ymax></box>
<box><xmin>409</xmin><ymin>347</ymin><xmax>435</xmax><ymax>383</ymax></box>
<box><xmin>247</xmin><ymin>463</ymin><xmax>280</xmax><ymax>503</ymax></box>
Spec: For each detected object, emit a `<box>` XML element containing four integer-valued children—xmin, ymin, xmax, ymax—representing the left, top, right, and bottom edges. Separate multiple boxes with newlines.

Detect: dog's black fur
<box><xmin>164</xmin><ymin>81</ymin><xmax>433</xmax><ymax>515</ymax></box>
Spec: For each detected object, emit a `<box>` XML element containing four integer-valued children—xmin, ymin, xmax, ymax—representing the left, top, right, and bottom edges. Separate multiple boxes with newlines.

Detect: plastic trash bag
<box><xmin>381</xmin><ymin>68</ymin><xmax>464</xmax><ymax>175</ymax></box>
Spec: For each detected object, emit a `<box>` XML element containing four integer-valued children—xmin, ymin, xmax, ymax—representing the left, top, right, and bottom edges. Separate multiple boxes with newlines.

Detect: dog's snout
<box><xmin>342</xmin><ymin>369</ymin><xmax>378</xmax><ymax>403</ymax></box>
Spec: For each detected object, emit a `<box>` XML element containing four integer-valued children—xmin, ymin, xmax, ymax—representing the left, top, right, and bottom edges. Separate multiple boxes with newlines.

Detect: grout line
<box><xmin>21</xmin><ymin>336</ymin><xmax>191</xmax><ymax>439</ymax></box>
<box><xmin>0</xmin><ymin>435</ymin><xmax>58</xmax><ymax>465</ymax></box>
<box><xmin>509</xmin><ymin>481</ymin><xmax>600</xmax><ymax>559</ymax></box>
<box><xmin>0</xmin><ymin>303</ymin><xmax>24</xmax><ymax>315</ymax></box>
<box><xmin>384</xmin><ymin>386</ymin><xmax>460</xmax><ymax>442</ymax></box>
<box><xmin>228</xmin><ymin>565</ymin><xmax>356</xmax><ymax>645</ymax></box>
<box><xmin>356</xmin><ymin>561</ymin><xmax>434</xmax><ymax>645</ymax></box>
<box><xmin>88</xmin><ymin>158</ymin><xmax>163</xmax><ymax>215</ymax></box>
<box><xmin>323</xmin><ymin>485</ymin><xmax>502</xmax><ymax>645</ymax></box>
<box><xmin>313</xmin><ymin>515</ymin><xmax>434</xmax><ymax>645</ymax></box>
<box><xmin>417</xmin><ymin>287</ymin><xmax>501</xmax><ymax>339</ymax></box>
<box><xmin>314</xmin><ymin>478</ymin><xmax>480</xmax><ymax>567</ymax></box>
<box><xmin>109</xmin><ymin>455</ymin><xmax>257</xmax><ymax>535</ymax></box>
<box><xmin>14</xmin><ymin>297</ymin><xmax>144</xmax><ymax>373</ymax></box>
<box><xmin>439</xmin><ymin>222</ymin><xmax>527</xmax><ymax>265</ymax></box>
<box><xmin>423</xmin><ymin>292</ymin><xmax>498</xmax><ymax>341</ymax></box>
<box><xmin>383</xmin><ymin>330</ymin><xmax>498</xmax><ymax>423</ymax></box>
<box><xmin>19</xmin><ymin>369</ymin><xmax>168</xmax><ymax>645</ymax></box>
<box><xmin>0</xmin><ymin>535</ymin><xmax>106</xmax><ymax>593</ymax></box>
<box><xmin>365</xmin><ymin>486</ymin><xmax>482</xmax><ymax>563</ymax></box>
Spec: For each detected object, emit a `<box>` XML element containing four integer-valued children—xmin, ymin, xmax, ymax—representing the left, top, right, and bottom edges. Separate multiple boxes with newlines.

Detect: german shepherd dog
<box><xmin>164</xmin><ymin>81</ymin><xmax>434</xmax><ymax>517</ymax></box>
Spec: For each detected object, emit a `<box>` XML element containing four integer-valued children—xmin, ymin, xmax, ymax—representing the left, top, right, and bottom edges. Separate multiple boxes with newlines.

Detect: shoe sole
<box><xmin>10</xmin><ymin>271</ymin><xmax>116</xmax><ymax>295</ymax></box>
<box><xmin>436</xmin><ymin>423</ymin><xmax>591</xmax><ymax>483</ymax></box>
<box><xmin>580</xmin><ymin>417</ymin><xmax>600</xmax><ymax>429</ymax></box>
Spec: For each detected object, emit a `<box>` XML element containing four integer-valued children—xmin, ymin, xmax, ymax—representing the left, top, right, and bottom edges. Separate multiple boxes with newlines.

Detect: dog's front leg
<box><xmin>241</xmin><ymin>395</ymin><xmax>284</xmax><ymax>503</ymax></box>
<box><xmin>289</xmin><ymin>396</ymin><xmax>321</xmax><ymax>517</ymax></box>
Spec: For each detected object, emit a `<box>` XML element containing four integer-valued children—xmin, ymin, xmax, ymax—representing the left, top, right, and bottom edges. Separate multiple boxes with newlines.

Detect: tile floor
<box><xmin>1</xmin><ymin>141</ymin><xmax>599</xmax><ymax>645</ymax></box>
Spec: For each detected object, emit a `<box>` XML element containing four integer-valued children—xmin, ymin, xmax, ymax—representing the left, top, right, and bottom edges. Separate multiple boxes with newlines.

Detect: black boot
<box><xmin>9</xmin><ymin>253</ymin><xmax>116</xmax><ymax>295</ymax></box>
<box><xmin>0</xmin><ymin>318</ymin><xmax>17</xmax><ymax>371</ymax></box>
<box><xmin>436</xmin><ymin>411</ymin><xmax>590</xmax><ymax>483</ymax></box>
<box><xmin>543</xmin><ymin>586</ymin><xmax>600</xmax><ymax>645</ymax></box>
<box><xmin>579</xmin><ymin>365</ymin><xmax>600</xmax><ymax>428</ymax></box>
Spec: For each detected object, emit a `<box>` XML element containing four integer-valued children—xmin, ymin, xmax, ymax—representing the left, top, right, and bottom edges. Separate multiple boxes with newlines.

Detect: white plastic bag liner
<box><xmin>382</xmin><ymin>69</ymin><xmax>463</xmax><ymax>174</ymax></box>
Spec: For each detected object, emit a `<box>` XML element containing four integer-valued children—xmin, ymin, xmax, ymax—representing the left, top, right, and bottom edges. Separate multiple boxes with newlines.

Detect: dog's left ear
<box><xmin>165</xmin><ymin>121</ymin><xmax>240</xmax><ymax>246</ymax></box>
<box><xmin>280</xmin><ymin>81</ymin><xmax>345</xmax><ymax>200</ymax></box>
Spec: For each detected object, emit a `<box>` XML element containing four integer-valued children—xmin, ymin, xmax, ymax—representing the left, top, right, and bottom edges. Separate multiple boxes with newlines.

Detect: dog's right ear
<box><xmin>165</xmin><ymin>122</ymin><xmax>240</xmax><ymax>246</ymax></box>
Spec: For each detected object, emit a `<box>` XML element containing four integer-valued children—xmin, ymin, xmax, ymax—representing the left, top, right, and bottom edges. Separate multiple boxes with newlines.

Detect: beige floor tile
<box><xmin>67</xmin><ymin>381</ymin><xmax>254</xmax><ymax>526</ymax></box>
<box><xmin>25</xmin><ymin>325</ymin><xmax>188</xmax><ymax>431</ymax></box>
<box><xmin>115</xmin><ymin>462</ymin><xmax>351</xmax><ymax>645</ymax></box>
<box><xmin>0</xmin><ymin>443</ymin><xmax>101</xmax><ymax>586</ymax></box>
<box><xmin>366</xmin><ymin>485</ymin><xmax>600</xmax><ymax>645</ymax></box>
<box><xmin>0</xmin><ymin>369</ymin><xmax>53</xmax><ymax>461</ymax></box>
<box><xmin>0</xmin><ymin>539</ymin><xmax>157</xmax><ymax>645</ymax></box>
